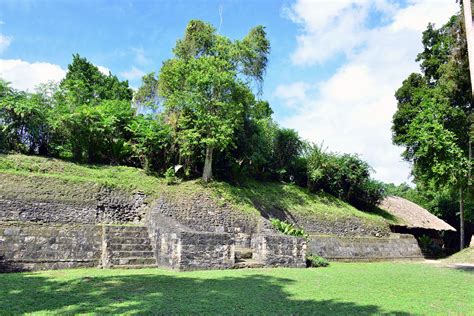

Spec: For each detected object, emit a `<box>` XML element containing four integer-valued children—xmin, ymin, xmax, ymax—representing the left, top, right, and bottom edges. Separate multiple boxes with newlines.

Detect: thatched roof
<box><xmin>379</xmin><ymin>196</ymin><xmax>456</xmax><ymax>231</ymax></box>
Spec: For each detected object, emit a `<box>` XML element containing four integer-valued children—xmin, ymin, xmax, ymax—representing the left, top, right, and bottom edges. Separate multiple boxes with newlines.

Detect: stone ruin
<box><xmin>0</xmin><ymin>179</ymin><xmax>306</xmax><ymax>271</ymax></box>
<box><xmin>0</xmin><ymin>176</ymin><xmax>423</xmax><ymax>272</ymax></box>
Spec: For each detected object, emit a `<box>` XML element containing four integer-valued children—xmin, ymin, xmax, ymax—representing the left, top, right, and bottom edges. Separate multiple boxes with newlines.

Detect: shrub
<box><xmin>306</xmin><ymin>254</ymin><xmax>329</xmax><ymax>268</ymax></box>
<box><xmin>306</xmin><ymin>145</ymin><xmax>384</xmax><ymax>210</ymax></box>
<box><xmin>164</xmin><ymin>167</ymin><xmax>178</xmax><ymax>185</ymax></box>
<box><xmin>270</xmin><ymin>218</ymin><xmax>307</xmax><ymax>237</ymax></box>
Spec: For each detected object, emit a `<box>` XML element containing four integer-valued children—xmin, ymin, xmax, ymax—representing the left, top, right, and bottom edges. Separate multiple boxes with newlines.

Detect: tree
<box><xmin>392</xmin><ymin>14</ymin><xmax>473</xmax><ymax>249</ymax></box>
<box><xmin>59</xmin><ymin>54</ymin><xmax>132</xmax><ymax>108</ymax></box>
<box><xmin>461</xmin><ymin>0</ymin><xmax>474</xmax><ymax>250</ymax></box>
<box><xmin>134</xmin><ymin>72</ymin><xmax>160</xmax><ymax>112</ymax></box>
<box><xmin>158</xmin><ymin>20</ymin><xmax>270</xmax><ymax>182</ymax></box>
<box><xmin>0</xmin><ymin>80</ymin><xmax>55</xmax><ymax>154</ymax></box>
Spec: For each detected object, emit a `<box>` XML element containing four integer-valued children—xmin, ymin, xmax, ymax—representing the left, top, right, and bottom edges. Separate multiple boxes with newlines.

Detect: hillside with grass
<box><xmin>0</xmin><ymin>154</ymin><xmax>395</xmax><ymax>233</ymax></box>
<box><xmin>442</xmin><ymin>247</ymin><xmax>474</xmax><ymax>264</ymax></box>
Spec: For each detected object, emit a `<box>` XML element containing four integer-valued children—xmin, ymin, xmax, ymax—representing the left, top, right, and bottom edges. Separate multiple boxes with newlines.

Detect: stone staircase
<box><xmin>102</xmin><ymin>225</ymin><xmax>156</xmax><ymax>268</ymax></box>
<box><xmin>233</xmin><ymin>247</ymin><xmax>264</xmax><ymax>268</ymax></box>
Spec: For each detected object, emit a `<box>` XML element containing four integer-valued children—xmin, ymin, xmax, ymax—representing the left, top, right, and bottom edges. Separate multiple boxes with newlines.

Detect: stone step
<box><xmin>110</xmin><ymin>251</ymin><xmax>155</xmax><ymax>259</ymax></box>
<box><xmin>110</xmin><ymin>264</ymin><xmax>157</xmax><ymax>269</ymax></box>
<box><xmin>233</xmin><ymin>259</ymin><xmax>264</xmax><ymax>269</ymax></box>
<box><xmin>235</xmin><ymin>247</ymin><xmax>253</xmax><ymax>260</ymax></box>
<box><xmin>104</xmin><ymin>226</ymin><xmax>148</xmax><ymax>233</ymax></box>
<box><xmin>107</xmin><ymin>244</ymin><xmax>153</xmax><ymax>252</ymax></box>
<box><xmin>110</xmin><ymin>257</ymin><xmax>156</xmax><ymax>266</ymax></box>
<box><xmin>105</xmin><ymin>231</ymin><xmax>150</xmax><ymax>239</ymax></box>
<box><xmin>106</xmin><ymin>237</ymin><xmax>151</xmax><ymax>245</ymax></box>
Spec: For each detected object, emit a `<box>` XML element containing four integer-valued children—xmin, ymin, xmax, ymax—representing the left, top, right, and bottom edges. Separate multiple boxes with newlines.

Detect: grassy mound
<box><xmin>442</xmin><ymin>247</ymin><xmax>474</xmax><ymax>264</ymax></box>
<box><xmin>0</xmin><ymin>154</ymin><xmax>395</xmax><ymax>227</ymax></box>
<box><xmin>0</xmin><ymin>263</ymin><xmax>472</xmax><ymax>314</ymax></box>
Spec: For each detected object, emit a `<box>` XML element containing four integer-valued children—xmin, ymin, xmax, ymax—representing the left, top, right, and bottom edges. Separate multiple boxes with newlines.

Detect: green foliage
<box><xmin>272</xmin><ymin>128</ymin><xmax>304</xmax><ymax>181</ymax></box>
<box><xmin>62</xmin><ymin>100</ymin><xmax>135</xmax><ymax>163</ymax></box>
<box><xmin>306</xmin><ymin>254</ymin><xmax>329</xmax><ymax>268</ymax></box>
<box><xmin>159</xmin><ymin>20</ymin><xmax>270</xmax><ymax>181</ymax></box>
<box><xmin>164</xmin><ymin>166</ymin><xmax>178</xmax><ymax>185</ymax></box>
<box><xmin>270</xmin><ymin>218</ymin><xmax>307</xmax><ymax>237</ymax></box>
<box><xmin>307</xmin><ymin>145</ymin><xmax>384</xmax><ymax>210</ymax></box>
<box><xmin>127</xmin><ymin>115</ymin><xmax>171</xmax><ymax>173</ymax></box>
<box><xmin>60</xmin><ymin>54</ymin><xmax>132</xmax><ymax>106</ymax></box>
<box><xmin>392</xmin><ymin>13</ymin><xmax>473</xmax><ymax>224</ymax></box>
<box><xmin>133</xmin><ymin>72</ymin><xmax>160</xmax><ymax>111</ymax></box>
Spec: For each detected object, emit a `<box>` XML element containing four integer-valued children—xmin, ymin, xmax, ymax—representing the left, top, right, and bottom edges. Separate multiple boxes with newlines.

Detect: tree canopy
<box><xmin>0</xmin><ymin>19</ymin><xmax>385</xmax><ymax>213</ymax></box>
<box><xmin>392</xmin><ymin>13</ymin><xmax>473</xmax><ymax>246</ymax></box>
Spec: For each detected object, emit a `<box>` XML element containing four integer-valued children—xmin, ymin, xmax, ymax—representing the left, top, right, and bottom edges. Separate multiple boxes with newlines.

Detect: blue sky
<box><xmin>0</xmin><ymin>0</ymin><xmax>460</xmax><ymax>184</ymax></box>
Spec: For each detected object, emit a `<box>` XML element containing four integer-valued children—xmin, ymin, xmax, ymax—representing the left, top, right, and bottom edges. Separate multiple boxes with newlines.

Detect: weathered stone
<box><xmin>0</xmin><ymin>223</ymin><xmax>101</xmax><ymax>272</ymax></box>
<box><xmin>307</xmin><ymin>234</ymin><xmax>423</xmax><ymax>261</ymax></box>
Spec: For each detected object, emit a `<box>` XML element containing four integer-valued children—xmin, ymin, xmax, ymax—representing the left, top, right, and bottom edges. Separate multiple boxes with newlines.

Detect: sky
<box><xmin>0</xmin><ymin>0</ymin><xmax>460</xmax><ymax>184</ymax></box>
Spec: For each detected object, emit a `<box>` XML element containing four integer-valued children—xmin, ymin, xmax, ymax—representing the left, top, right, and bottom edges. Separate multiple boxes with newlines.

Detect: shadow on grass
<box><xmin>365</xmin><ymin>206</ymin><xmax>398</xmax><ymax>222</ymax></box>
<box><xmin>0</xmin><ymin>270</ymin><xmax>411</xmax><ymax>315</ymax></box>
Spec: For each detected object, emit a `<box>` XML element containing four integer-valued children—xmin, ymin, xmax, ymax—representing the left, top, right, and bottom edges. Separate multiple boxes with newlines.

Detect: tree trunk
<box><xmin>202</xmin><ymin>146</ymin><xmax>213</xmax><ymax>182</ymax></box>
<box><xmin>460</xmin><ymin>187</ymin><xmax>465</xmax><ymax>250</ymax></box>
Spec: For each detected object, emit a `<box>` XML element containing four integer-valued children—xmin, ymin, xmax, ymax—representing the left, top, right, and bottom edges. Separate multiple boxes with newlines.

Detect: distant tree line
<box><xmin>0</xmin><ymin>20</ymin><xmax>385</xmax><ymax>211</ymax></box>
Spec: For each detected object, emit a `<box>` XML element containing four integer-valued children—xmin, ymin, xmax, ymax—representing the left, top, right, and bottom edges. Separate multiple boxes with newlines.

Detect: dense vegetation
<box><xmin>0</xmin><ymin>263</ymin><xmax>472</xmax><ymax>314</ymax></box>
<box><xmin>0</xmin><ymin>20</ymin><xmax>385</xmax><ymax>212</ymax></box>
<box><xmin>390</xmin><ymin>11</ymin><xmax>473</xmax><ymax>247</ymax></box>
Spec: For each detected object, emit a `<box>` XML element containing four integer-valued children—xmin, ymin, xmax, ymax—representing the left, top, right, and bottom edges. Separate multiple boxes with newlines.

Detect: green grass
<box><xmin>210</xmin><ymin>180</ymin><xmax>396</xmax><ymax>225</ymax></box>
<box><xmin>0</xmin><ymin>263</ymin><xmax>472</xmax><ymax>315</ymax></box>
<box><xmin>0</xmin><ymin>153</ymin><xmax>394</xmax><ymax>226</ymax></box>
<box><xmin>443</xmin><ymin>247</ymin><xmax>474</xmax><ymax>264</ymax></box>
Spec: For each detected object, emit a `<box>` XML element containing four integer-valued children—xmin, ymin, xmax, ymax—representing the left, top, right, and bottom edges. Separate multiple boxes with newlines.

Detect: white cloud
<box><xmin>0</xmin><ymin>34</ymin><xmax>12</xmax><ymax>53</ymax></box>
<box><xmin>96</xmin><ymin>65</ymin><xmax>111</xmax><ymax>76</ymax></box>
<box><xmin>284</xmin><ymin>0</ymin><xmax>399</xmax><ymax>65</ymax></box>
<box><xmin>120</xmin><ymin>66</ymin><xmax>145</xmax><ymax>80</ymax></box>
<box><xmin>131</xmin><ymin>47</ymin><xmax>150</xmax><ymax>65</ymax></box>
<box><xmin>278</xmin><ymin>0</ymin><xmax>458</xmax><ymax>184</ymax></box>
<box><xmin>275</xmin><ymin>82</ymin><xmax>313</xmax><ymax>107</ymax></box>
<box><xmin>390</xmin><ymin>0</ymin><xmax>458</xmax><ymax>32</ymax></box>
<box><xmin>0</xmin><ymin>59</ymin><xmax>66</xmax><ymax>91</ymax></box>
<box><xmin>0</xmin><ymin>59</ymin><xmax>117</xmax><ymax>91</ymax></box>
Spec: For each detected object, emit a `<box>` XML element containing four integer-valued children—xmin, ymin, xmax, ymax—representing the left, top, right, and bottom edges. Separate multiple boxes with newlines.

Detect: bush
<box><xmin>270</xmin><ymin>218</ymin><xmax>307</xmax><ymax>237</ymax></box>
<box><xmin>306</xmin><ymin>145</ymin><xmax>384</xmax><ymax>210</ymax></box>
<box><xmin>164</xmin><ymin>167</ymin><xmax>178</xmax><ymax>185</ymax></box>
<box><xmin>306</xmin><ymin>254</ymin><xmax>329</xmax><ymax>267</ymax></box>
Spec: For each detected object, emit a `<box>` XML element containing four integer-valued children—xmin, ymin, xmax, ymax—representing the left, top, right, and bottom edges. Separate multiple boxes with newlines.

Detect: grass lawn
<box><xmin>0</xmin><ymin>262</ymin><xmax>472</xmax><ymax>315</ymax></box>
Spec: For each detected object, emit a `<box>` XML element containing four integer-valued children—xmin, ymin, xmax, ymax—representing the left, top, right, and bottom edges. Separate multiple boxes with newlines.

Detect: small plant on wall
<box><xmin>306</xmin><ymin>254</ymin><xmax>329</xmax><ymax>268</ymax></box>
<box><xmin>270</xmin><ymin>218</ymin><xmax>308</xmax><ymax>238</ymax></box>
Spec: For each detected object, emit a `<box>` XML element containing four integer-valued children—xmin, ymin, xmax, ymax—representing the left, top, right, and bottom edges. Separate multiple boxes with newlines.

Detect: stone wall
<box><xmin>0</xmin><ymin>175</ymin><xmax>148</xmax><ymax>224</ymax></box>
<box><xmin>179</xmin><ymin>232</ymin><xmax>234</xmax><ymax>271</ymax></box>
<box><xmin>0</xmin><ymin>223</ymin><xmax>101</xmax><ymax>272</ymax></box>
<box><xmin>307</xmin><ymin>234</ymin><xmax>423</xmax><ymax>261</ymax></box>
<box><xmin>153</xmin><ymin>195</ymin><xmax>258</xmax><ymax>235</ymax></box>
<box><xmin>147</xmin><ymin>205</ymin><xmax>235</xmax><ymax>271</ymax></box>
<box><xmin>252</xmin><ymin>234</ymin><xmax>306</xmax><ymax>268</ymax></box>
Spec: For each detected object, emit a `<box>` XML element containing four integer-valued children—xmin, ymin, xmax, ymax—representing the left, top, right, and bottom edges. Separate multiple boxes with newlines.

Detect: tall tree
<box><xmin>461</xmin><ymin>0</ymin><xmax>474</xmax><ymax>249</ymax></box>
<box><xmin>158</xmin><ymin>20</ymin><xmax>270</xmax><ymax>181</ymax></box>
<box><xmin>392</xmin><ymin>14</ymin><xmax>473</xmax><ymax>249</ymax></box>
